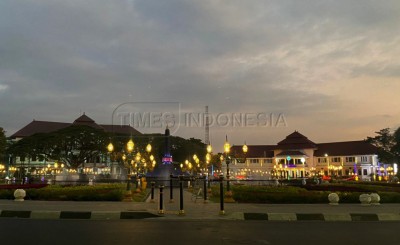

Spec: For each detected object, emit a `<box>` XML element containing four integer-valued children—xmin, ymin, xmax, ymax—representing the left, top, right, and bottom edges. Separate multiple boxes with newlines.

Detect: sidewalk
<box><xmin>1</xmin><ymin>188</ymin><xmax>400</xmax><ymax>221</ymax></box>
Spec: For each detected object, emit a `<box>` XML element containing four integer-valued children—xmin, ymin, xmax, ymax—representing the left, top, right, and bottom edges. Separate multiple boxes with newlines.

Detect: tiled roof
<box><xmin>10</xmin><ymin>120</ymin><xmax>70</xmax><ymax>138</ymax></box>
<box><xmin>74</xmin><ymin>114</ymin><xmax>95</xmax><ymax>123</ymax></box>
<box><xmin>314</xmin><ymin>141</ymin><xmax>378</xmax><ymax>157</ymax></box>
<box><xmin>229</xmin><ymin>132</ymin><xmax>378</xmax><ymax>158</ymax></box>
<box><xmin>100</xmin><ymin>125</ymin><xmax>141</xmax><ymax>135</ymax></box>
<box><xmin>276</xmin><ymin>150</ymin><xmax>307</xmax><ymax>157</ymax></box>
<box><xmin>231</xmin><ymin>145</ymin><xmax>275</xmax><ymax>158</ymax></box>
<box><xmin>10</xmin><ymin>114</ymin><xmax>141</xmax><ymax>138</ymax></box>
<box><xmin>277</xmin><ymin>131</ymin><xmax>317</xmax><ymax>149</ymax></box>
<box><xmin>73</xmin><ymin>114</ymin><xmax>103</xmax><ymax>129</ymax></box>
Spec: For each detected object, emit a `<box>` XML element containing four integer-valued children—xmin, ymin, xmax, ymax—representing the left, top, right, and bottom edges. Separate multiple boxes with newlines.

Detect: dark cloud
<box><xmin>1</xmin><ymin>0</ymin><xmax>399</xmax><ymax>147</ymax></box>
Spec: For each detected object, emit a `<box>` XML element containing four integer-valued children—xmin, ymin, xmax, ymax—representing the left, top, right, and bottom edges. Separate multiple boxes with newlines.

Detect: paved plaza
<box><xmin>1</xmin><ymin>188</ymin><xmax>400</xmax><ymax>221</ymax></box>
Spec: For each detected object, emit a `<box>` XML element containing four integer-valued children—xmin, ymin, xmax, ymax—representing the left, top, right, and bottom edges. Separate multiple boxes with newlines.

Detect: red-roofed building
<box><xmin>11</xmin><ymin>113</ymin><xmax>141</xmax><ymax>140</ymax></box>
<box><xmin>226</xmin><ymin>131</ymin><xmax>382</xmax><ymax>181</ymax></box>
<box><xmin>9</xmin><ymin>114</ymin><xmax>142</xmax><ymax>181</ymax></box>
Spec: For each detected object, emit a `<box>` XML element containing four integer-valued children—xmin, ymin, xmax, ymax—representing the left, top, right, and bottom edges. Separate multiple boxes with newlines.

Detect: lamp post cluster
<box><xmin>107</xmin><ymin>138</ymin><xmax>155</xmax><ymax>201</ymax></box>
<box><xmin>181</xmin><ymin>143</ymin><xmax>212</xmax><ymax>176</ymax></box>
<box><xmin>0</xmin><ymin>164</ymin><xmax>5</xmax><ymax>182</ymax></box>
<box><xmin>328</xmin><ymin>165</ymin><xmax>343</xmax><ymax>177</ymax></box>
<box><xmin>375</xmin><ymin>166</ymin><xmax>395</xmax><ymax>181</ymax></box>
<box><xmin>221</xmin><ymin>136</ymin><xmax>248</xmax><ymax>202</ymax></box>
<box><xmin>45</xmin><ymin>163</ymin><xmax>64</xmax><ymax>184</ymax></box>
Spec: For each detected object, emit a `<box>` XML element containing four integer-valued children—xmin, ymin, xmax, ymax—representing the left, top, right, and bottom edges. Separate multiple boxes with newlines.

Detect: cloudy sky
<box><xmin>1</xmin><ymin>0</ymin><xmax>400</xmax><ymax>149</ymax></box>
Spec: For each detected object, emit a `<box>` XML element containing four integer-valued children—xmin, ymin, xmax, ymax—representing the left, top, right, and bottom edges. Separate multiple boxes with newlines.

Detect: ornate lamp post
<box><xmin>242</xmin><ymin>143</ymin><xmax>248</xmax><ymax>159</ymax></box>
<box><xmin>205</xmin><ymin>144</ymin><xmax>212</xmax><ymax>191</ymax></box>
<box><xmin>301</xmin><ymin>157</ymin><xmax>306</xmax><ymax>178</ymax></box>
<box><xmin>193</xmin><ymin>154</ymin><xmax>201</xmax><ymax>173</ymax></box>
<box><xmin>223</xmin><ymin>136</ymin><xmax>232</xmax><ymax>196</ymax></box>
<box><xmin>0</xmin><ymin>164</ymin><xmax>5</xmax><ymax>182</ymax></box>
<box><xmin>242</xmin><ymin>142</ymin><xmax>248</xmax><ymax>177</ymax></box>
<box><xmin>324</xmin><ymin>153</ymin><xmax>329</xmax><ymax>176</ymax></box>
<box><xmin>107</xmin><ymin>142</ymin><xmax>114</xmax><ymax>153</ymax></box>
<box><xmin>124</xmin><ymin>138</ymin><xmax>134</xmax><ymax>200</ymax></box>
<box><xmin>107</xmin><ymin>142</ymin><xmax>114</xmax><ymax>177</ymax></box>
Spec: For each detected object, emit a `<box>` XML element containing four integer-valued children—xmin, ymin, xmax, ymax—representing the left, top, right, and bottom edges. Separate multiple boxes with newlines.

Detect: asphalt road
<box><xmin>1</xmin><ymin>220</ymin><xmax>399</xmax><ymax>245</ymax></box>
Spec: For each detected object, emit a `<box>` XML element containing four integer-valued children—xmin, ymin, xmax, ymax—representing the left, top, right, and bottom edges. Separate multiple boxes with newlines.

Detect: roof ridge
<box><xmin>29</xmin><ymin>120</ymin><xmax>70</xmax><ymax>124</ymax></box>
<box><xmin>317</xmin><ymin>140</ymin><xmax>367</xmax><ymax>144</ymax></box>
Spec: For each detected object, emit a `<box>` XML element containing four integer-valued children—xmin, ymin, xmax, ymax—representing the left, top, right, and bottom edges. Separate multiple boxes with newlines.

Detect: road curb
<box><xmin>1</xmin><ymin>210</ymin><xmax>400</xmax><ymax>221</ymax></box>
<box><xmin>31</xmin><ymin>211</ymin><xmax>61</xmax><ymax>219</ymax></box>
<box><xmin>242</xmin><ymin>213</ymin><xmax>400</xmax><ymax>221</ymax></box>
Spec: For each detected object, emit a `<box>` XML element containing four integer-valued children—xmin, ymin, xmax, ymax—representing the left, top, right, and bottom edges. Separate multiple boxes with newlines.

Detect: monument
<box><xmin>146</xmin><ymin>126</ymin><xmax>182</xmax><ymax>180</ymax></box>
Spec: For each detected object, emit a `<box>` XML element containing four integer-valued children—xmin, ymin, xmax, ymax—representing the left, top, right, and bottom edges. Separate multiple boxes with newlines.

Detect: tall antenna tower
<box><xmin>205</xmin><ymin>105</ymin><xmax>210</xmax><ymax>145</ymax></box>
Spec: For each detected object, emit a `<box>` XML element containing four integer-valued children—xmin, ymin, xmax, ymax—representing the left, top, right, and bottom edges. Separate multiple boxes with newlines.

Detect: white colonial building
<box><xmin>222</xmin><ymin>131</ymin><xmax>391</xmax><ymax>181</ymax></box>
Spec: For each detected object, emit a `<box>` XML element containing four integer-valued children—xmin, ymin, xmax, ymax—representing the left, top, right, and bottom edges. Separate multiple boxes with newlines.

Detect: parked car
<box><xmin>322</xmin><ymin>175</ymin><xmax>331</xmax><ymax>181</ymax></box>
<box><xmin>344</xmin><ymin>175</ymin><xmax>356</xmax><ymax>181</ymax></box>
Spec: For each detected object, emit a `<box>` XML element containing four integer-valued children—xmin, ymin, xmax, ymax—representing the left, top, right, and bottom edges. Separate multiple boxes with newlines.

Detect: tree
<box><xmin>9</xmin><ymin>125</ymin><xmax>109</xmax><ymax>169</ymax></box>
<box><xmin>392</xmin><ymin>127</ymin><xmax>400</xmax><ymax>163</ymax></box>
<box><xmin>170</xmin><ymin>137</ymin><xmax>206</xmax><ymax>164</ymax></box>
<box><xmin>0</xmin><ymin>127</ymin><xmax>6</xmax><ymax>162</ymax></box>
<box><xmin>367</xmin><ymin>128</ymin><xmax>395</xmax><ymax>164</ymax></box>
<box><xmin>108</xmin><ymin>133</ymin><xmax>209</xmax><ymax>173</ymax></box>
<box><xmin>8</xmin><ymin>125</ymin><xmax>209</xmax><ymax>173</ymax></box>
<box><xmin>48</xmin><ymin>125</ymin><xmax>109</xmax><ymax>169</ymax></box>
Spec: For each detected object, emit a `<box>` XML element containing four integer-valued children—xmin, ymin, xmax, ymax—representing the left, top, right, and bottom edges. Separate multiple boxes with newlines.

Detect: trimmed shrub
<box><xmin>0</xmin><ymin>189</ymin><xmax>14</xmax><ymax>199</ymax></box>
<box><xmin>0</xmin><ymin>184</ymin><xmax>126</xmax><ymax>201</ymax></box>
<box><xmin>378</xmin><ymin>192</ymin><xmax>400</xmax><ymax>203</ymax></box>
<box><xmin>210</xmin><ymin>185</ymin><xmax>400</xmax><ymax>204</ymax></box>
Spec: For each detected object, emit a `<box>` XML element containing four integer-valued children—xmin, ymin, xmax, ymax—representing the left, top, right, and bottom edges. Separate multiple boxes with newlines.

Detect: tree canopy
<box><xmin>367</xmin><ymin>127</ymin><xmax>400</xmax><ymax>164</ymax></box>
<box><xmin>0</xmin><ymin>127</ymin><xmax>6</xmax><ymax>161</ymax></box>
<box><xmin>8</xmin><ymin>125</ymin><xmax>109</xmax><ymax>169</ymax></box>
<box><xmin>8</xmin><ymin>125</ymin><xmax>211</xmax><ymax>171</ymax></box>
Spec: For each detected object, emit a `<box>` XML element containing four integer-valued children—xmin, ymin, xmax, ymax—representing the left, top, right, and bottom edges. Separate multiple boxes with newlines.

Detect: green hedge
<box><xmin>230</xmin><ymin>186</ymin><xmax>328</xmax><ymax>203</ymax></box>
<box><xmin>0</xmin><ymin>189</ymin><xmax>14</xmax><ymax>199</ymax></box>
<box><xmin>211</xmin><ymin>185</ymin><xmax>400</xmax><ymax>204</ymax></box>
<box><xmin>0</xmin><ymin>184</ymin><xmax>126</xmax><ymax>201</ymax></box>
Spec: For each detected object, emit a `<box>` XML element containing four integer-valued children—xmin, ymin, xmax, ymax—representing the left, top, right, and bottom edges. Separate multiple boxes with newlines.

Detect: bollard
<box><xmin>219</xmin><ymin>175</ymin><xmax>225</xmax><ymax>215</ymax></box>
<box><xmin>14</xmin><ymin>189</ymin><xmax>26</xmax><ymax>202</ymax></box>
<box><xmin>203</xmin><ymin>177</ymin><xmax>208</xmax><ymax>203</ymax></box>
<box><xmin>179</xmin><ymin>176</ymin><xmax>185</xmax><ymax>215</ymax></box>
<box><xmin>170</xmin><ymin>175</ymin><xmax>174</xmax><ymax>203</ymax></box>
<box><xmin>207</xmin><ymin>175</ymin><xmax>212</xmax><ymax>195</ymax></box>
<box><xmin>328</xmin><ymin>193</ymin><xmax>339</xmax><ymax>205</ymax></box>
<box><xmin>135</xmin><ymin>176</ymin><xmax>141</xmax><ymax>193</ymax></box>
<box><xmin>158</xmin><ymin>185</ymin><xmax>165</xmax><ymax>214</ymax></box>
<box><xmin>370</xmin><ymin>193</ymin><xmax>381</xmax><ymax>205</ymax></box>
<box><xmin>150</xmin><ymin>182</ymin><xmax>155</xmax><ymax>203</ymax></box>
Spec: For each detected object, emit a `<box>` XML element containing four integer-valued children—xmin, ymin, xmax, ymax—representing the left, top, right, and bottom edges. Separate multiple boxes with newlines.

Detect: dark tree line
<box><xmin>367</xmin><ymin>127</ymin><xmax>400</xmax><ymax>166</ymax></box>
<box><xmin>7</xmin><ymin>125</ymin><xmax>108</xmax><ymax>169</ymax></box>
<box><xmin>4</xmin><ymin>125</ymin><xmax>212</xmax><ymax>170</ymax></box>
<box><xmin>0</xmin><ymin>127</ymin><xmax>6</xmax><ymax>162</ymax></box>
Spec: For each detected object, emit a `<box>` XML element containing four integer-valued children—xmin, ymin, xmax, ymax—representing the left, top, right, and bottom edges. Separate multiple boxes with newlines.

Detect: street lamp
<box><xmin>207</xmin><ymin>144</ymin><xmax>212</xmax><ymax>154</ymax></box>
<box><xmin>242</xmin><ymin>141</ymin><xmax>248</xmax><ymax>169</ymax></box>
<box><xmin>107</xmin><ymin>142</ymin><xmax>114</xmax><ymax>153</ymax></box>
<box><xmin>223</xmin><ymin>136</ymin><xmax>232</xmax><ymax>197</ymax></box>
<box><xmin>127</xmin><ymin>139</ymin><xmax>134</xmax><ymax>151</ymax></box>
<box><xmin>0</xmin><ymin>164</ymin><xmax>5</xmax><ymax>182</ymax></box>
<box><xmin>301</xmin><ymin>157</ymin><xmax>306</xmax><ymax>178</ymax></box>
<box><xmin>324</xmin><ymin>154</ymin><xmax>329</xmax><ymax>176</ymax></box>
<box><xmin>124</xmin><ymin>138</ymin><xmax>135</xmax><ymax>199</ymax></box>
<box><xmin>205</xmin><ymin>148</ymin><xmax>211</xmax><ymax>179</ymax></box>
<box><xmin>107</xmin><ymin>142</ymin><xmax>114</xmax><ymax>177</ymax></box>
<box><xmin>242</xmin><ymin>143</ymin><xmax>248</xmax><ymax>155</ymax></box>
<box><xmin>146</xmin><ymin>143</ymin><xmax>152</xmax><ymax>153</ymax></box>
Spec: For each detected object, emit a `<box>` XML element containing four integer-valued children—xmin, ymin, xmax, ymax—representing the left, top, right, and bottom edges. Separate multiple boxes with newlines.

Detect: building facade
<box><xmin>8</xmin><ymin>114</ymin><xmax>141</xmax><ymax>180</ymax></box>
<box><xmin>222</xmin><ymin>131</ymin><xmax>391</xmax><ymax>181</ymax></box>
